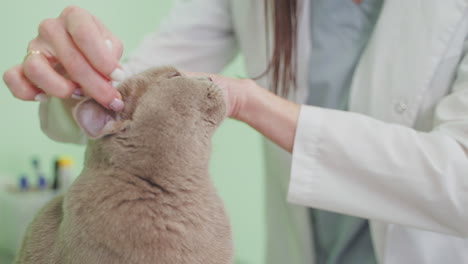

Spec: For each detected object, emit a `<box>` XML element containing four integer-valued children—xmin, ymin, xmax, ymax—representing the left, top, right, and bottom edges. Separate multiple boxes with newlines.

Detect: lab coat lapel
<box><xmin>349</xmin><ymin>0</ymin><xmax>468</xmax><ymax>126</ymax></box>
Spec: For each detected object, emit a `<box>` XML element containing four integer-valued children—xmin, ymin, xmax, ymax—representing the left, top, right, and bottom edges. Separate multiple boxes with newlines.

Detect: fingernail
<box><xmin>110</xmin><ymin>68</ymin><xmax>126</xmax><ymax>82</ymax></box>
<box><xmin>34</xmin><ymin>93</ymin><xmax>49</xmax><ymax>102</ymax></box>
<box><xmin>73</xmin><ymin>88</ymin><xmax>84</xmax><ymax>96</ymax></box>
<box><xmin>109</xmin><ymin>98</ymin><xmax>124</xmax><ymax>112</ymax></box>
<box><xmin>71</xmin><ymin>88</ymin><xmax>84</xmax><ymax>100</ymax></box>
<box><xmin>105</xmin><ymin>39</ymin><xmax>113</xmax><ymax>51</ymax></box>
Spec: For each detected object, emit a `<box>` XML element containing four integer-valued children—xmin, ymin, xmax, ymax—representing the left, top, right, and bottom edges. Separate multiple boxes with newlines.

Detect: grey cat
<box><xmin>16</xmin><ymin>66</ymin><xmax>233</xmax><ymax>264</ymax></box>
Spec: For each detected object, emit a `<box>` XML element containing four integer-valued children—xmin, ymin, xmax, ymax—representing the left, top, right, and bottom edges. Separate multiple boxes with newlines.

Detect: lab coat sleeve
<box><xmin>289</xmin><ymin>48</ymin><xmax>468</xmax><ymax>238</ymax></box>
<box><xmin>39</xmin><ymin>0</ymin><xmax>238</xmax><ymax>143</ymax></box>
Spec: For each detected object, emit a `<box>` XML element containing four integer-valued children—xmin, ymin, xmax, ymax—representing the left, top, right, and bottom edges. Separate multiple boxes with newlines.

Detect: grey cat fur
<box><xmin>15</xmin><ymin>66</ymin><xmax>233</xmax><ymax>264</ymax></box>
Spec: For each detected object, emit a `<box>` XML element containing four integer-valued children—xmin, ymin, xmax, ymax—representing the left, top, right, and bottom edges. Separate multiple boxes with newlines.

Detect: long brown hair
<box><xmin>263</xmin><ymin>0</ymin><xmax>298</xmax><ymax>97</ymax></box>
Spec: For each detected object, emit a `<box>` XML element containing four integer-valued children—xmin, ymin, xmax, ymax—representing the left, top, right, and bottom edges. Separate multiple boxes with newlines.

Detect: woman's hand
<box><xmin>185</xmin><ymin>72</ymin><xmax>301</xmax><ymax>153</ymax></box>
<box><xmin>3</xmin><ymin>6</ymin><xmax>125</xmax><ymax>111</ymax></box>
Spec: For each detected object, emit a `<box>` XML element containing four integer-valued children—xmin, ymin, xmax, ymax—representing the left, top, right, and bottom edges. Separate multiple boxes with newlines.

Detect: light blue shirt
<box><xmin>307</xmin><ymin>0</ymin><xmax>383</xmax><ymax>263</ymax></box>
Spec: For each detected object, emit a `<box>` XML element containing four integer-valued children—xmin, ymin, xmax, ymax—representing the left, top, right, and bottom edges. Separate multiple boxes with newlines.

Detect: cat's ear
<box><xmin>73</xmin><ymin>98</ymin><xmax>126</xmax><ymax>139</ymax></box>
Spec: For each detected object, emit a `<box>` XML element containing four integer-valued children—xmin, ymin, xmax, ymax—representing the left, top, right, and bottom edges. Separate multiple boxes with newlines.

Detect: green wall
<box><xmin>0</xmin><ymin>1</ymin><xmax>266</xmax><ymax>263</ymax></box>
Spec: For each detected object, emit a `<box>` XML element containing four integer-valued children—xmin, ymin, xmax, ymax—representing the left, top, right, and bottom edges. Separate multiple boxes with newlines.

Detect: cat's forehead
<box><xmin>115</xmin><ymin>67</ymin><xmax>183</xmax><ymax>119</ymax></box>
<box><xmin>115</xmin><ymin>66</ymin><xmax>221</xmax><ymax>121</ymax></box>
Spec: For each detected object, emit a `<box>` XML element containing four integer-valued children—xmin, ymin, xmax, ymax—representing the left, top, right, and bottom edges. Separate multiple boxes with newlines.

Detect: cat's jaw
<box><xmin>82</xmin><ymin>139</ymin><xmax>213</xmax><ymax>194</ymax></box>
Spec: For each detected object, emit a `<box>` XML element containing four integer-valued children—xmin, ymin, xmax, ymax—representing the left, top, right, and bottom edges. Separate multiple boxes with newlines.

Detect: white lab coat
<box><xmin>40</xmin><ymin>0</ymin><xmax>468</xmax><ymax>263</ymax></box>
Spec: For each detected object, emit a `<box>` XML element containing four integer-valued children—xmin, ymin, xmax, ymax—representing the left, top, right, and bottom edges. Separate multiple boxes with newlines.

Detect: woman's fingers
<box><xmin>53</xmin><ymin>36</ymin><xmax>122</xmax><ymax>109</ymax></box>
<box><xmin>3</xmin><ymin>6</ymin><xmax>126</xmax><ymax>112</ymax></box>
<box><xmin>4</xmin><ymin>6</ymin><xmax>126</xmax><ymax>112</ymax></box>
<box><xmin>92</xmin><ymin>14</ymin><xmax>124</xmax><ymax>60</ymax></box>
<box><xmin>38</xmin><ymin>11</ymin><xmax>123</xmax><ymax>110</ymax></box>
<box><xmin>22</xmin><ymin>51</ymin><xmax>77</xmax><ymax>99</ymax></box>
<box><xmin>3</xmin><ymin>65</ymin><xmax>43</xmax><ymax>101</ymax></box>
<box><xmin>61</xmin><ymin>6</ymin><xmax>121</xmax><ymax>78</ymax></box>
